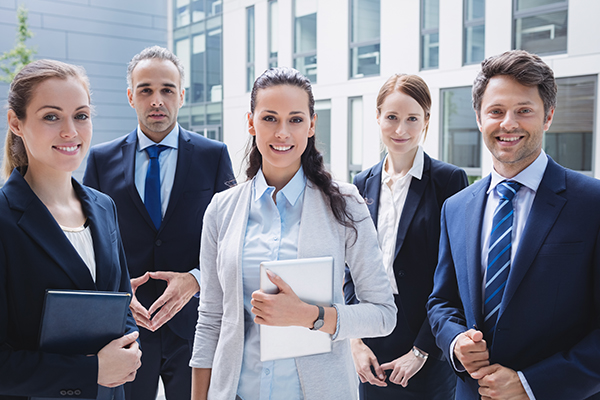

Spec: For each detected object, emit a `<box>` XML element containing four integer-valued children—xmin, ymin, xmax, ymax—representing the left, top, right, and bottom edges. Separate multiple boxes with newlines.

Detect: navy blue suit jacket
<box><xmin>427</xmin><ymin>156</ymin><xmax>600</xmax><ymax>400</ymax></box>
<box><xmin>344</xmin><ymin>153</ymin><xmax>467</xmax><ymax>360</ymax></box>
<box><xmin>0</xmin><ymin>169</ymin><xmax>136</xmax><ymax>400</ymax></box>
<box><xmin>83</xmin><ymin>126</ymin><xmax>234</xmax><ymax>341</ymax></box>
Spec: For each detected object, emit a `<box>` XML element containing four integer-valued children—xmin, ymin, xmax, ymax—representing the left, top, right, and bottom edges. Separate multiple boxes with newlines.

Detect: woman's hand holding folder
<box><xmin>97</xmin><ymin>331</ymin><xmax>142</xmax><ymax>388</ymax></box>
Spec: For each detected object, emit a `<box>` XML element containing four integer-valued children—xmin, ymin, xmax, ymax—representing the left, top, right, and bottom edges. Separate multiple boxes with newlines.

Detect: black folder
<box><xmin>32</xmin><ymin>289</ymin><xmax>131</xmax><ymax>400</ymax></box>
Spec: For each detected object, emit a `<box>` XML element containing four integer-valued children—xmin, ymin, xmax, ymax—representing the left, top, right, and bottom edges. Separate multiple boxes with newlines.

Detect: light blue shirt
<box><xmin>237</xmin><ymin>167</ymin><xmax>306</xmax><ymax>400</ymax></box>
<box><xmin>134</xmin><ymin>124</ymin><xmax>201</xmax><ymax>285</ymax></box>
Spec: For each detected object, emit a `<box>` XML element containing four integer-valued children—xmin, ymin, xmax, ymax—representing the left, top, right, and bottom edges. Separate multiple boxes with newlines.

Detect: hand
<box><xmin>454</xmin><ymin>329</ymin><xmax>489</xmax><ymax>376</ymax></box>
<box><xmin>380</xmin><ymin>348</ymin><xmax>427</xmax><ymax>387</ymax></box>
<box><xmin>97</xmin><ymin>332</ymin><xmax>142</xmax><ymax>387</ymax></box>
<box><xmin>251</xmin><ymin>270</ymin><xmax>314</xmax><ymax>327</ymax></box>
<box><xmin>147</xmin><ymin>271</ymin><xmax>200</xmax><ymax>331</ymax></box>
<box><xmin>129</xmin><ymin>272</ymin><xmax>152</xmax><ymax>330</ymax></box>
<box><xmin>350</xmin><ymin>339</ymin><xmax>387</xmax><ymax>387</ymax></box>
<box><xmin>473</xmin><ymin>364</ymin><xmax>529</xmax><ymax>400</ymax></box>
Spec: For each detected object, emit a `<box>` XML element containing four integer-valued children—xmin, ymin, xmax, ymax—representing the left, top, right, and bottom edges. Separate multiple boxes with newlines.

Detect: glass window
<box><xmin>421</xmin><ymin>0</ymin><xmax>440</xmax><ymax>69</ymax></box>
<box><xmin>349</xmin><ymin>97</ymin><xmax>363</xmax><ymax>181</ymax></box>
<box><xmin>293</xmin><ymin>0</ymin><xmax>317</xmax><ymax>83</ymax></box>
<box><xmin>464</xmin><ymin>0</ymin><xmax>485</xmax><ymax>65</ymax></box>
<box><xmin>513</xmin><ymin>0</ymin><xmax>567</xmax><ymax>55</ymax></box>
<box><xmin>191</xmin><ymin>32</ymin><xmax>206</xmax><ymax>103</ymax></box>
<box><xmin>175</xmin><ymin>38</ymin><xmax>191</xmax><ymax>104</ymax></box>
<box><xmin>176</xmin><ymin>0</ymin><xmax>191</xmax><ymax>28</ymax></box>
<box><xmin>246</xmin><ymin>6</ymin><xmax>255</xmax><ymax>93</ymax></box>
<box><xmin>441</xmin><ymin>87</ymin><xmax>481</xmax><ymax>177</ymax></box>
<box><xmin>207</xmin><ymin>26</ymin><xmax>222</xmax><ymax>103</ymax></box>
<box><xmin>268</xmin><ymin>0</ymin><xmax>279</xmax><ymax>68</ymax></box>
<box><xmin>545</xmin><ymin>75</ymin><xmax>596</xmax><ymax>173</ymax></box>
<box><xmin>315</xmin><ymin>100</ymin><xmax>332</xmax><ymax>168</ymax></box>
<box><xmin>350</xmin><ymin>0</ymin><xmax>380</xmax><ymax>78</ymax></box>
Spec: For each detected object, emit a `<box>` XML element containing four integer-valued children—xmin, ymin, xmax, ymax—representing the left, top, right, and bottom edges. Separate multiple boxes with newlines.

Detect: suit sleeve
<box><xmin>521</xmin><ymin>225</ymin><xmax>600</xmax><ymax>399</ymax></box>
<box><xmin>0</xmin><ymin>233</ymin><xmax>99</xmax><ymax>398</ymax></box>
<box><xmin>83</xmin><ymin>148</ymin><xmax>100</xmax><ymax>191</ymax></box>
<box><xmin>426</xmin><ymin>201</ymin><xmax>469</xmax><ymax>368</ymax></box>
<box><xmin>414</xmin><ymin>166</ymin><xmax>468</xmax><ymax>356</ymax></box>
<box><xmin>213</xmin><ymin>144</ymin><xmax>235</xmax><ymax>193</ymax></box>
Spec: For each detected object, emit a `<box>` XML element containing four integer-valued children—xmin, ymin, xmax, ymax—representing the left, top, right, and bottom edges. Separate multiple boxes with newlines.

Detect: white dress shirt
<box><xmin>61</xmin><ymin>222</ymin><xmax>96</xmax><ymax>282</ymax></box>
<box><xmin>134</xmin><ymin>124</ymin><xmax>201</xmax><ymax>285</ymax></box>
<box><xmin>377</xmin><ymin>146</ymin><xmax>424</xmax><ymax>294</ymax></box>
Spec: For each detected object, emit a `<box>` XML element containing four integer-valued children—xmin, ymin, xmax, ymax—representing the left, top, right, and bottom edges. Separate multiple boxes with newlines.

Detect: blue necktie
<box><xmin>144</xmin><ymin>145</ymin><xmax>168</xmax><ymax>229</ymax></box>
<box><xmin>484</xmin><ymin>180</ymin><xmax>522</xmax><ymax>343</ymax></box>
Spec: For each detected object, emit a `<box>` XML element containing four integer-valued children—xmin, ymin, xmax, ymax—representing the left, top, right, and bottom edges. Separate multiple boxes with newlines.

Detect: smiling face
<box><xmin>378</xmin><ymin>90</ymin><xmax>428</xmax><ymax>159</ymax></box>
<box><xmin>7</xmin><ymin>76</ymin><xmax>92</xmax><ymax>176</ymax></box>
<box><xmin>127</xmin><ymin>58</ymin><xmax>184</xmax><ymax>143</ymax></box>
<box><xmin>248</xmin><ymin>84</ymin><xmax>315</xmax><ymax>186</ymax></box>
<box><xmin>478</xmin><ymin>75</ymin><xmax>554</xmax><ymax>178</ymax></box>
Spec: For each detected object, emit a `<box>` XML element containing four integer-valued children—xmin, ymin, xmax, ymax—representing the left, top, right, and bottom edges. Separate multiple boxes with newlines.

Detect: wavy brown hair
<box><xmin>246</xmin><ymin>67</ymin><xmax>358</xmax><ymax>235</ymax></box>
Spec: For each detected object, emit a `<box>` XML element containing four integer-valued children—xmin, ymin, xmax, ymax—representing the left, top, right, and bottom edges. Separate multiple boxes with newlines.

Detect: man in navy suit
<box><xmin>427</xmin><ymin>50</ymin><xmax>600</xmax><ymax>400</ymax></box>
<box><xmin>84</xmin><ymin>46</ymin><xmax>234</xmax><ymax>400</ymax></box>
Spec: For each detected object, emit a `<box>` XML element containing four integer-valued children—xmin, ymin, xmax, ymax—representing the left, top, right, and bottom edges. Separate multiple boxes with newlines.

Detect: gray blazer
<box><xmin>190</xmin><ymin>178</ymin><xmax>396</xmax><ymax>400</ymax></box>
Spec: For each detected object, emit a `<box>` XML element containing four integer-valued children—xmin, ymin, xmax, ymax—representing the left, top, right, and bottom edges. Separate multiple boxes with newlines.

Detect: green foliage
<box><xmin>0</xmin><ymin>5</ymin><xmax>36</xmax><ymax>83</ymax></box>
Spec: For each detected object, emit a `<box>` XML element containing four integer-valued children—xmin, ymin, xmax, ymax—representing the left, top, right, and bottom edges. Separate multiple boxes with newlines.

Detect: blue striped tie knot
<box><xmin>484</xmin><ymin>180</ymin><xmax>522</xmax><ymax>344</ymax></box>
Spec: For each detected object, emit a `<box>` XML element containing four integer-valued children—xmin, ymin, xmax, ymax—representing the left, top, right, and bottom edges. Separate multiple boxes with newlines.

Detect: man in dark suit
<box><xmin>427</xmin><ymin>50</ymin><xmax>600</xmax><ymax>400</ymax></box>
<box><xmin>84</xmin><ymin>46</ymin><xmax>234</xmax><ymax>400</ymax></box>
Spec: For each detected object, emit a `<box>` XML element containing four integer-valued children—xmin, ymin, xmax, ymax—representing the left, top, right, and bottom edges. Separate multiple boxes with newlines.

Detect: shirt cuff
<box><xmin>449</xmin><ymin>335</ymin><xmax>466</xmax><ymax>372</ymax></box>
<box><xmin>517</xmin><ymin>371</ymin><xmax>536</xmax><ymax>400</ymax></box>
<box><xmin>331</xmin><ymin>304</ymin><xmax>341</xmax><ymax>340</ymax></box>
<box><xmin>188</xmin><ymin>268</ymin><xmax>201</xmax><ymax>298</ymax></box>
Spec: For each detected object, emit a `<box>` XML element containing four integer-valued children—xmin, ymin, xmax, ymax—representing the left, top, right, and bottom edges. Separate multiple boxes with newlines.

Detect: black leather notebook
<box><xmin>32</xmin><ymin>289</ymin><xmax>131</xmax><ymax>400</ymax></box>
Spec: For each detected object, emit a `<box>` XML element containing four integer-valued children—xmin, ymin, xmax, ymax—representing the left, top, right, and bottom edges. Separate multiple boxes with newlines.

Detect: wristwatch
<box><xmin>310</xmin><ymin>305</ymin><xmax>325</xmax><ymax>331</ymax></box>
<box><xmin>412</xmin><ymin>346</ymin><xmax>428</xmax><ymax>360</ymax></box>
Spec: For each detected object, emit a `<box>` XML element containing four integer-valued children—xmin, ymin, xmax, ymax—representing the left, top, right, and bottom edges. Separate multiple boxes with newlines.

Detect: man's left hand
<box><xmin>147</xmin><ymin>271</ymin><xmax>199</xmax><ymax>331</ymax></box>
<box><xmin>473</xmin><ymin>364</ymin><xmax>529</xmax><ymax>400</ymax></box>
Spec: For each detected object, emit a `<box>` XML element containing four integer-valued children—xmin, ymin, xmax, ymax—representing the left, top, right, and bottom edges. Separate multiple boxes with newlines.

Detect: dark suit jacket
<box><xmin>344</xmin><ymin>153</ymin><xmax>467</xmax><ymax>361</ymax></box>
<box><xmin>0</xmin><ymin>169</ymin><xmax>136</xmax><ymax>400</ymax></box>
<box><xmin>83</xmin><ymin>126</ymin><xmax>234</xmax><ymax>341</ymax></box>
<box><xmin>427</xmin><ymin>156</ymin><xmax>600</xmax><ymax>400</ymax></box>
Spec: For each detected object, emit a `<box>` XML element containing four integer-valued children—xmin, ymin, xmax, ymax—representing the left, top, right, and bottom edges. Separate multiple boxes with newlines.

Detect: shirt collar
<box><xmin>253</xmin><ymin>167</ymin><xmax>307</xmax><ymax>206</ymax></box>
<box><xmin>137</xmin><ymin>124</ymin><xmax>179</xmax><ymax>151</ymax></box>
<box><xmin>381</xmin><ymin>145</ymin><xmax>424</xmax><ymax>185</ymax></box>
<box><xmin>488</xmin><ymin>149</ymin><xmax>548</xmax><ymax>194</ymax></box>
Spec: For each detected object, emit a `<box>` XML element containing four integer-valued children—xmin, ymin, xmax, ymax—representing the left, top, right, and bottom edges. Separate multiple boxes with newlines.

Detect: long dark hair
<box><xmin>245</xmin><ymin>67</ymin><xmax>357</xmax><ymax>234</ymax></box>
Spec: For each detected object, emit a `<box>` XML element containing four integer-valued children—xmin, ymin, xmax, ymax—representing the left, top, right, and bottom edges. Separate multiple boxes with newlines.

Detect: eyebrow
<box><xmin>36</xmin><ymin>105</ymin><xmax>90</xmax><ymax>113</ymax></box>
<box><xmin>263</xmin><ymin>110</ymin><xmax>306</xmax><ymax>115</ymax></box>
<box><xmin>136</xmin><ymin>82</ymin><xmax>178</xmax><ymax>89</ymax></box>
<box><xmin>487</xmin><ymin>101</ymin><xmax>535</xmax><ymax>108</ymax></box>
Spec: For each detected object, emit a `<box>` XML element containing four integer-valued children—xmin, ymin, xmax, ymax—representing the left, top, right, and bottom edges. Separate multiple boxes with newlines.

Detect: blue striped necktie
<box><xmin>144</xmin><ymin>145</ymin><xmax>168</xmax><ymax>229</ymax></box>
<box><xmin>484</xmin><ymin>180</ymin><xmax>522</xmax><ymax>343</ymax></box>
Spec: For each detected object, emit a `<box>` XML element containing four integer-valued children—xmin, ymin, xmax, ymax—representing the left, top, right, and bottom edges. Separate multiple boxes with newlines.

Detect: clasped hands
<box><xmin>350</xmin><ymin>338</ymin><xmax>427</xmax><ymax>388</ymax></box>
<box><xmin>130</xmin><ymin>271</ymin><xmax>199</xmax><ymax>331</ymax></box>
<box><xmin>454</xmin><ymin>329</ymin><xmax>529</xmax><ymax>400</ymax></box>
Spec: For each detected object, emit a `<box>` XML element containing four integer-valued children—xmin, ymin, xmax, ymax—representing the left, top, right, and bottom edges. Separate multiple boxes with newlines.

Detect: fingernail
<box><xmin>379</xmin><ymin>374</ymin><xmax>384</xmax><ymax>379</ymax></box>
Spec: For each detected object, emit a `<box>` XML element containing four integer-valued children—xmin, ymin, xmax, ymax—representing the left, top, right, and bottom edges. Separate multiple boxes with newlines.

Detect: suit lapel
<box><xmin>5</xmin><ymin>171</ymin><xmax>96</xmax><ymax>290</ymax></box>
<box><xmin>500</xmin><ymin>158</ymin><xmax>567</xmax><ymax>317</ymax></box>
<box><xmin>466</xmin><ymin>175</ymin><xmax>490</xmax><ymax>329</ymax></box>
<box><xmin>393</xmin><ymin>154</ymin><xmax>431</xmax><ymax>261</ymax></box>
<box><xmin>161</xmin><ymin>127</ymin><xmax>193</xmax><ymax>230</ymax></box>
<box><xmin>121</xmin><ymin>130</ymin><xmax>155</xmax><ymax>230</ymax></box>
<box><xmin>363</xmin><ymin>160</ymin><xmax>384</xmax><ymax>226</ymax></box>
<box><xmin>75</xmin><ymin>182</ymin><xmax>112</xmax><ymax>290</ymax></box>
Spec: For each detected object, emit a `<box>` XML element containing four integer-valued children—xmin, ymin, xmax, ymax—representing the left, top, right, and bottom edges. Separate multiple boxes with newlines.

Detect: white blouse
<box><xmin>61</xmin><ymin>221</ymin><xmax>96</xmax><ymax>282</ymax></box>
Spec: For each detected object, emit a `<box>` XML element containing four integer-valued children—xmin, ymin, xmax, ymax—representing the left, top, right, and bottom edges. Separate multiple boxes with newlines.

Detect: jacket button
<box><xmin>60</xmin><ymin>390</ymin><xmax>67</xmax><ymax>396</ymax></box>
<box><xmin>398</xmin><ymin>270</ymin><xmax>406</xmax><ymax>278</ymax></box>
<box><xmin>67</xmin><ymin>390</ymin><xmax>74</xmax><ymax>396</ymax></box>
<box><xmin>155</xmin><ymin>239</ymin><xmax>162</xmax><ymax>246</ymax></box>
<box><xmin>74</xmin><ymin>389</ymin><xmax>82</xmax><ymax>395</ymax></box>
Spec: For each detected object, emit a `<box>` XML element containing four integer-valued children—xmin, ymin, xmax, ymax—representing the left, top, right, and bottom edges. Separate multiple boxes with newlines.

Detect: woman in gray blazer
<box><xmin>190</xmin><ymin>67</ymin><xmax>396</xmax><ymax>400</ymax></box>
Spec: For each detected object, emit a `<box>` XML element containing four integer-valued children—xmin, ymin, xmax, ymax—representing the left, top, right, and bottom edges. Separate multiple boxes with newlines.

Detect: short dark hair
<box><xmin>127</xmin><ymin>46</ymin><xmax>184</xmax><ymax>89</ymax></box>
<box><xmin>472</xmin><ymin>50</ymin><xmax>557</xmax><ymax>118</ymax></box>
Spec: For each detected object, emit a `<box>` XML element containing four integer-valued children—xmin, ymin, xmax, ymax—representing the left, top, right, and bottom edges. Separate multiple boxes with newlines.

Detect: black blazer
<box><xmin>0</xmin><ymin>169</ymin><xmax>137</xmax><ymax>400</ymax></box>
<box><xmin>83</xmin><ymin>126</ymin><xmax>234</xmax><ymax>340</ymax></box>
<box><xmin>344</xmin><ymin>152</ymin><xmax>467</xmax><ymax>360</ymax></box>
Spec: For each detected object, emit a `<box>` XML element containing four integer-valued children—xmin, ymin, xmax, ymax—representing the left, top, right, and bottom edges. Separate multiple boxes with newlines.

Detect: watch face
<box><xmin>314</xmin><ymin>319</ymin><xmax>324</xmax><ymax>330</ymax></box>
